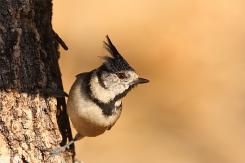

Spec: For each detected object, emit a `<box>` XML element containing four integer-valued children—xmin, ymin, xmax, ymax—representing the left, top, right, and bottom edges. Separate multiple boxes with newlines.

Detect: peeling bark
<box><xmin>0</xmin><ymin>0</ymin><xmax>74</xmax><ymax>162</ymax></box>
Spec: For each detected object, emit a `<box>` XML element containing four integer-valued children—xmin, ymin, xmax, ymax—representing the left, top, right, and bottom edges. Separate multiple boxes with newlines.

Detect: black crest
<box><xmin>102</xmin><ymin>35</ymin><xmax>134</xmax><ymax>72</ymax></box>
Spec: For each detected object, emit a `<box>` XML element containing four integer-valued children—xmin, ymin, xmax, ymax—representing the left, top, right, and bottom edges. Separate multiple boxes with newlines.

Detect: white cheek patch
<box><xmin>90</xmin><ymin>73</ymin><xmax>115</xmax><ymax>103</ymax></box>
<box><xmin>90</xmin><ymin>71</ymin><xmax>127</xmax><ymax>103</ymax></box>
<box><xmin>90</xmin><ymin>71</ymin><xmax>138</xmax><ymax>103</ymax></box>
<box><xmin>103</xmin><ymin>74</ymin><xmax>119</xmax><ymax>87</ymax></box>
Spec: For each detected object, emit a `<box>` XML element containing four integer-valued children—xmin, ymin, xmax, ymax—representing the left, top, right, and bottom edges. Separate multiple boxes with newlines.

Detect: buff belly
<box><xmin>67</xmin><ymin>103</ymin><xmax>107</xmax><ymax>137</ymax></box>
<box><xmin>67</xmin><ymin>77</ymin><xmax>121</xmax><ymax>137</ymax></box>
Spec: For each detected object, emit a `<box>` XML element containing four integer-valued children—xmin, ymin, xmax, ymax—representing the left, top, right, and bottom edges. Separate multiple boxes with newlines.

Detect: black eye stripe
<box><xmin>97</xmin><ymin>70</ymin><xmax>107</xmax><ymax>88</ymax></box>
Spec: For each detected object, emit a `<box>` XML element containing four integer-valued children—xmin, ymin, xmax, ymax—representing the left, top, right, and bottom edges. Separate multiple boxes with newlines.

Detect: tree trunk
<box><xmin>0</xmin><ymin>0</ymin><xmax>74</xmax><ymax>162</ymax></box>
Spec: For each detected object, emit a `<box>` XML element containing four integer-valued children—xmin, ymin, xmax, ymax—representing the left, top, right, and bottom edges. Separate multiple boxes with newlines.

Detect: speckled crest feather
<box><xmin>102</xmin><ymin>35</ymin><xmax>134</xmax><ymax>72</ymax></box>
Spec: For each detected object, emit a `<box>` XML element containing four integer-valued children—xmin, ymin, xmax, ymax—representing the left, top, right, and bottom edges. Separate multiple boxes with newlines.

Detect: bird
<box><xmin>51</xmin><ymin>35</ymin><xmax>149</xmax><ymax>154</ymax></box>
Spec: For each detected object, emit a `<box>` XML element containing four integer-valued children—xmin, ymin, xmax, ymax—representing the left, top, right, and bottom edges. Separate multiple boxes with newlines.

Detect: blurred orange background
<box><xmin>53</xmin><ymin>0</ymin><xmax>245</xmax><ymax>163</ymax></box>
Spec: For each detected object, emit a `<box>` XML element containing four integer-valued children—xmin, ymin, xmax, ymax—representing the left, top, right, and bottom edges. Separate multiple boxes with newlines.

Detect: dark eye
<box><xmin>116</xmin><ymin>73</ymin><xmax>127</xmax><ymax>79</ymax></box>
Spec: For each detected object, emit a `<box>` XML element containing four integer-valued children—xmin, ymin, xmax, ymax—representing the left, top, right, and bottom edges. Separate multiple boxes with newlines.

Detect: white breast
<box><xmin>67</xmin><ymin>74</ymin><xmax>122</xmax><ymax>137</ymax></box>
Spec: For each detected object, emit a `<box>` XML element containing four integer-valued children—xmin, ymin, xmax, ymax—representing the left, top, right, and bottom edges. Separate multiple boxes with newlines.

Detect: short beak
<box><xmin>135</xmin><ymin>77</ymin><xmax>150</xmax><ymax>85</ymax></box>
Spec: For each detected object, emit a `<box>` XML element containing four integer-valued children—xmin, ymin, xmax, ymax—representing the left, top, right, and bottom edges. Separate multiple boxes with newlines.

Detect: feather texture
<box><xmin>102</xmin><ymin>35</ymin><xmax>134</xmax><ymax>72</ymax></box>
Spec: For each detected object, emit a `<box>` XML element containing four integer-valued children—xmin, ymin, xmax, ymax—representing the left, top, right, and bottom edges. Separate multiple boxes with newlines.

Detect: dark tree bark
<box><xmin>0</xmin><ymin>0</ymin><xmax>74</xmax><ymax>162</ymax></box>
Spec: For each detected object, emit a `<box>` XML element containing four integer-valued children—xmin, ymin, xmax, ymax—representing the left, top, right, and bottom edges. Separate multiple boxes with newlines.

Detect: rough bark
<box><xmin>0</xmin><ymin>0</ymin><xmax>74</xmax><ymax>162</ymax></box>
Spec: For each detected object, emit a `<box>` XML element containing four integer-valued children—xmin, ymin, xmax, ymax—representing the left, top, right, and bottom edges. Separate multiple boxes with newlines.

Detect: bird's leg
<box><xmin>51</xmin><ymin>133</ymin><xmax>83</xmax><ymax>155</ymax></box>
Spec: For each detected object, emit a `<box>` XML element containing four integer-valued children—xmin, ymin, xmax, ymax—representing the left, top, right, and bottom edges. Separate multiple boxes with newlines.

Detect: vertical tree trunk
<box><xmin>0</xmin><ymin>0</ymin><xmax>74</xmax><ymax>162</ymax></box>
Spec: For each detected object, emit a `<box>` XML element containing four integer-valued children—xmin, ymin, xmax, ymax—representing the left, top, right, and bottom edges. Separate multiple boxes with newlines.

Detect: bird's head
<box><xmin>89</xmin><ymin>36</ymin><xmax>149</xmax><ymax>104</ymax></box>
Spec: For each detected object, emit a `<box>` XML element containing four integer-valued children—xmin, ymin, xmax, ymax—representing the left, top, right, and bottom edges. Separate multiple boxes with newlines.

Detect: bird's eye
<box><xmin>116</xmin><ymin>73</ymin><xmax>127</xmax><ymax>79</ymax></box>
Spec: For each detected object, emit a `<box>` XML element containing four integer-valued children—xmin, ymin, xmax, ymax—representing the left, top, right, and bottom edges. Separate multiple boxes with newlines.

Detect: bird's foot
<box><xmin>50</xmin><ymin>146</ymin><xmax>68</xmax><ymax>156</ymax></box>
